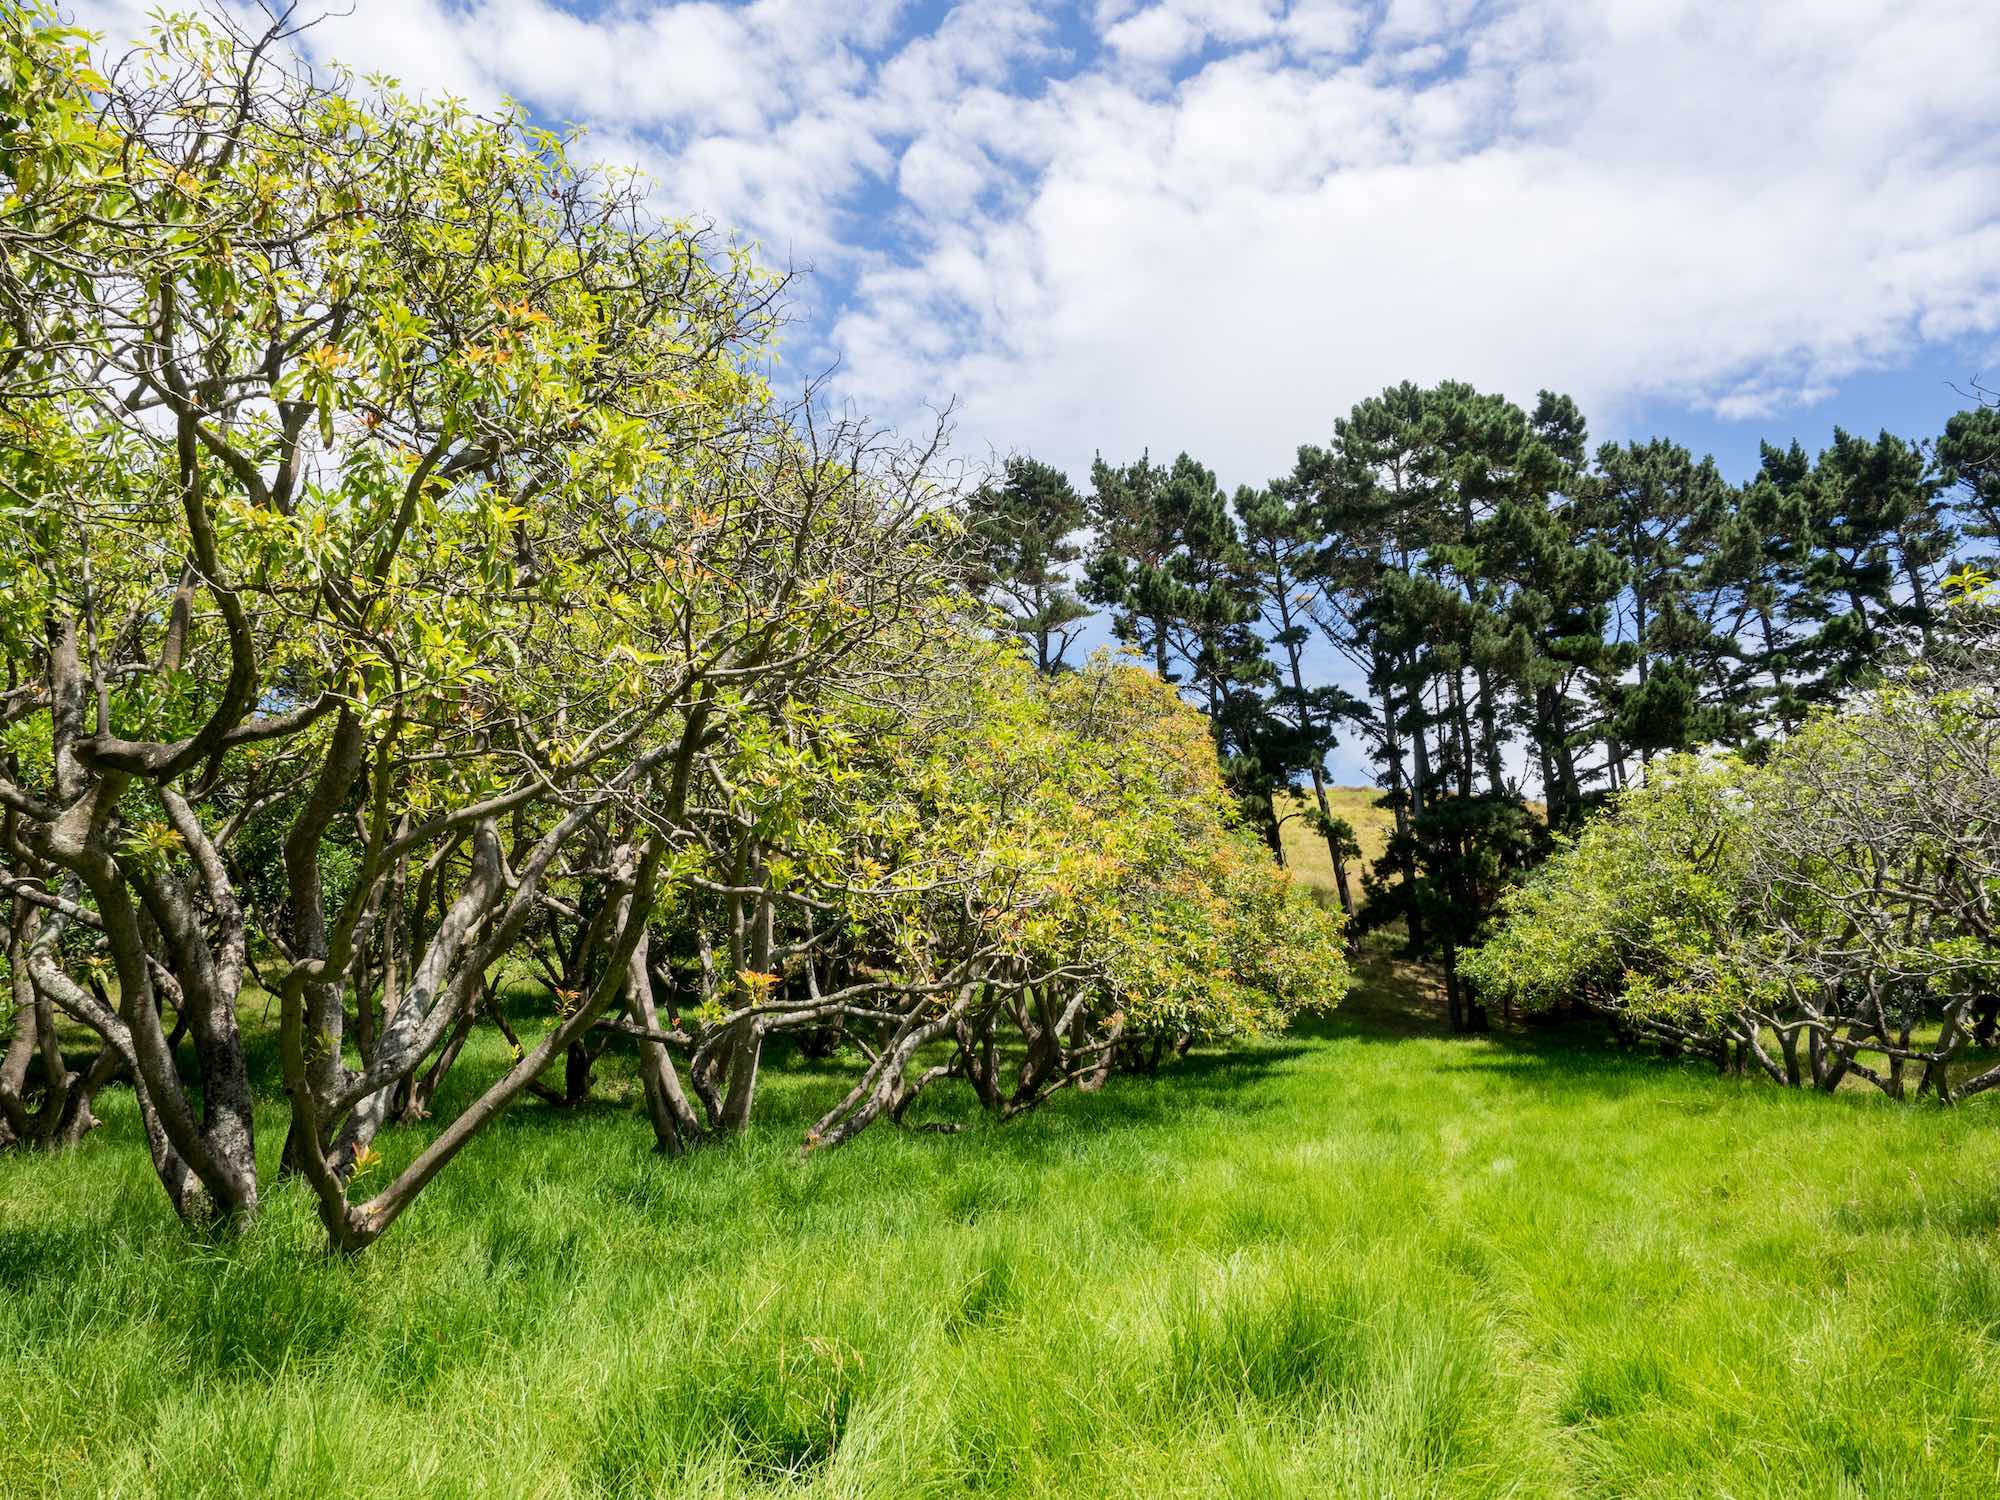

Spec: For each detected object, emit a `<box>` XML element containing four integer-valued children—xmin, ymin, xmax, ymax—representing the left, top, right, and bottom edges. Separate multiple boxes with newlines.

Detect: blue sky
<box><xmin>75</xmin><ymin>0</ymin><xmax>2000</xmax><ymax>776</ymax></box>
<box><xmin>77</xmin><ymin>0</ymin><xmax>2000</xmax><ymax>492</ymax></box>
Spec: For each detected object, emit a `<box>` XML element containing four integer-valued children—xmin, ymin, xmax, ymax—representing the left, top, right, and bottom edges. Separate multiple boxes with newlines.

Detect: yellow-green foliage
<box><xmin>1</xmin><ymin>0</ymin><xmax>793</xmax><ymax>791</ymax></box>
<box><xmin>1464</xmin><ymin>753</ymin><xmax>1749</xmax><ymax>1025</ymax></box>
<box><xmin>859</xmin><ymin>654</ymin><xmax>1351</xmax><ymax>1040</ymax></box>
<box><xmin>1026</xmin><ymin>663</ymin><xmax>1350</xmax><ymax>1037</ymax></box>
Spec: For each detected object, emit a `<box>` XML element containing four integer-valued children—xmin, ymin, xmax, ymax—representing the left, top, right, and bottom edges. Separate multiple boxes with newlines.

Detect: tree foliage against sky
<box><xmin>979</xmin><ymin>367</ymin><xmax>1995</xmax><ymax>1029</ymax></box>
<box><xmin>0</xmin><ymin>6</ymin><xmax>1345</xmax><ymax>1249</ymax></box>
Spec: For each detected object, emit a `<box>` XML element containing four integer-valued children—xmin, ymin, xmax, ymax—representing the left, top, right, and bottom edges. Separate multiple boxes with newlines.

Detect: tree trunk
<box><xmin>1447</xmin><ymin>670</ymin><xmax>1474</xmax><ymax>799</ymax></box>
<box><xmin>1079</xmin><ymin>1013</ymin><xmax>1124</xmax><ymax>1092</ymax></box>
<box><xmin>399</xmin><ymin>988</ymin><xmax>480</xmax><ymax>1122</ymax></box>
<box><xmin>717</xmin><ymin>1019</ymin><xmax>763</xmax><ymax>1135</ymax></box>
<box><xmin>1475</xmin><ymin>663</ymin><xmax>1505</xmax><ymax>795</ymax></box>
<box><xmin>1778</xmin><ymin>1025</ymin><xmax>1801</xmax><ymax>1088</ymax></box>
<box><xmin>1410</xmin><ymin>686</ymin><xmax>1435</xmax><ymax>815</ymax></box>
<box><xmin>1308</xmin><ymin>766</ymin><xmax>1355</xmax><ymax>921</ymax></box>
<box><xmin>629</xmin><ymin>932</ymin><xmax>701</xmax><ymax>1154</ymax></box>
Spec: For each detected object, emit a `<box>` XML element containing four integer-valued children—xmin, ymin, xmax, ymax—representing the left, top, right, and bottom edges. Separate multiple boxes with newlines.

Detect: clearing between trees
<box><xmin>5</xmin><ymin>937</ymin><xmax>1998</xmax><ymax>1500</ymax></box>
<box><xmin>5</xmin><ymin>12</ymin><xmax>1999</xmax><ymax>1499</ymax></box>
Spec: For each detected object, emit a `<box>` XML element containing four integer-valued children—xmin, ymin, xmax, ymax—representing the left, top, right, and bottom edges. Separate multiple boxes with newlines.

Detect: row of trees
<box><xmin>0</xmin><ymin>8</ymin><xmax>1345</xmax><ymax>1251</ymax></box>
<box><xmin>1466</xmin><ymin>581</ymin><xmax>2000</xmax><ymax>1099</ymax></box>
<box><xmin>970</xmin><ymin>379</ymin><xmax>2000</xmax><ymax>1027</ymax></box>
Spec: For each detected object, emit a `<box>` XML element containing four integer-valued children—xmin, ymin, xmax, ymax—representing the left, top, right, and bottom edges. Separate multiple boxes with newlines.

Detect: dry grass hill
<box><xmin>1274</xmin><ymin>786</ymin><xmax>1397</xmax><ymax>901</ymax></box>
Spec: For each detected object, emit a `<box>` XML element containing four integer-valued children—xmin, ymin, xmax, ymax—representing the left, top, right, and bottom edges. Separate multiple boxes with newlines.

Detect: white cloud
<box><xmin>1104</xmin><ymin>9</ymin><xmax>1202</xmax><ymax>66</ymax></box>
<box><xmin>1101</xmin><ymin>0</ymin><xmax>1288</xmax><ymax>69</ymax></box>
<box><xmin>827</xmin><ymin>0</ymin><xmax>2000</xmax><ymax>482</ymax></box>
<box><xmin>1281</xmin><ymin>1</ymin><xmax>1366</xmax><ymax>58</ymax></box>
<box><xmin>63</xmin><ymin>0</ymin><xmax>2000</xmax><ymax>488</ymax></box>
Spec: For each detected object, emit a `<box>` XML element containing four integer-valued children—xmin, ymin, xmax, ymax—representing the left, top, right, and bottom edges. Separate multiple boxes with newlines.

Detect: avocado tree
<box><xmin>0</xmin><ymin>7</ymin><xmax>951</xmax><ymax>1243</ymax></box>
<box><xmin>1</xmin><ymin>10</ymin><xmax>1352</xmax><ymax>1252</ymax></box>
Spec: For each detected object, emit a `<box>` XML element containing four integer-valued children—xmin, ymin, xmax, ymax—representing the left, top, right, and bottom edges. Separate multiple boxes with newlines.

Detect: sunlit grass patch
<box><xmin>5</xmin><ymin>954</ymin><xmax>2000</xmax><ymax>1497</ymax></box>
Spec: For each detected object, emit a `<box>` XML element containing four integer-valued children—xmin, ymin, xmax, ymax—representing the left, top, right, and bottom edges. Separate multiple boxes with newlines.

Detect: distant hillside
<box><xmin>1275</xmin><ymin>788</ymin><xmax>1549</xmax><ymax>907</ymax></box>
<box><xmin>1274</xmin><ymin>787</ymin><xmax>1396</xmax><ymax>902</ymax></box>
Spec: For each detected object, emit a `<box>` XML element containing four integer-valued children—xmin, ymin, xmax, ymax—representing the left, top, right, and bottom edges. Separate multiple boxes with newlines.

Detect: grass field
<box><xmin>6</xmin><ymin>943</ymin><xmax>2000</xmax><ymax>1498</ymax></box>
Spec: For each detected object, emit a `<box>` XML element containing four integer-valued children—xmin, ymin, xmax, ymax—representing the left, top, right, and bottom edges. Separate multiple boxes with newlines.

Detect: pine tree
<box><xmin>1086</xmin><ymin>451</ymin><xmax>1277</xmax><ymax>846</ymax></box>
<box><xmin>1083</xmin><ymin>451</ymin><xmax>1190</xmax><ymax>681</ymax></box>
<box><xmin>1938</xmin><ymin>403</ymin><xmax>2000</xmax><ymax>566</ymax></box>
<box><xmin>1237</xmin><ymin>478</ymin><xmax>1367</xmax><ymax>909</ymax></box>
<box><xmin>965</xmin><ymin>456</ymin><xmax>1092</xmax><ymax>673</ymax></box>
<box><xmin>1781</xmin><ymin>429</ymin><xmax>1950</xmax><ymax>707</ymax></box>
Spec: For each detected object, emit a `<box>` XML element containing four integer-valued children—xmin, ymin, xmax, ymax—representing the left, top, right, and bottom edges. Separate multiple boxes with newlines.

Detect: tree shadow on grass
<box><xmin>0</xmin><ymin>1222</ymin><xmax>106</xmax><ymax>1294</ymax></box>
<box><xmin>427</xmin><ymin>1027</ymin><xmax>1328</xmax><ymax>1176</ymax></box>
<box><xmin>1308</xmin><ymin>937</ymin><xmax>1821</xmax><ymax>1102</ymax></box>
<box><xmin>1425</xmin><ymin>1038</ymin><xmax>1739</xmax><ymax>1102</ymax></box>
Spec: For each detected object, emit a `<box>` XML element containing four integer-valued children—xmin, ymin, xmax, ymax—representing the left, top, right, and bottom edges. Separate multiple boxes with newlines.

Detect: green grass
<box><xmin>5</xmin><ymin>945</ymin><xmax>2000</xmax><ymax>1498</ymax></box>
